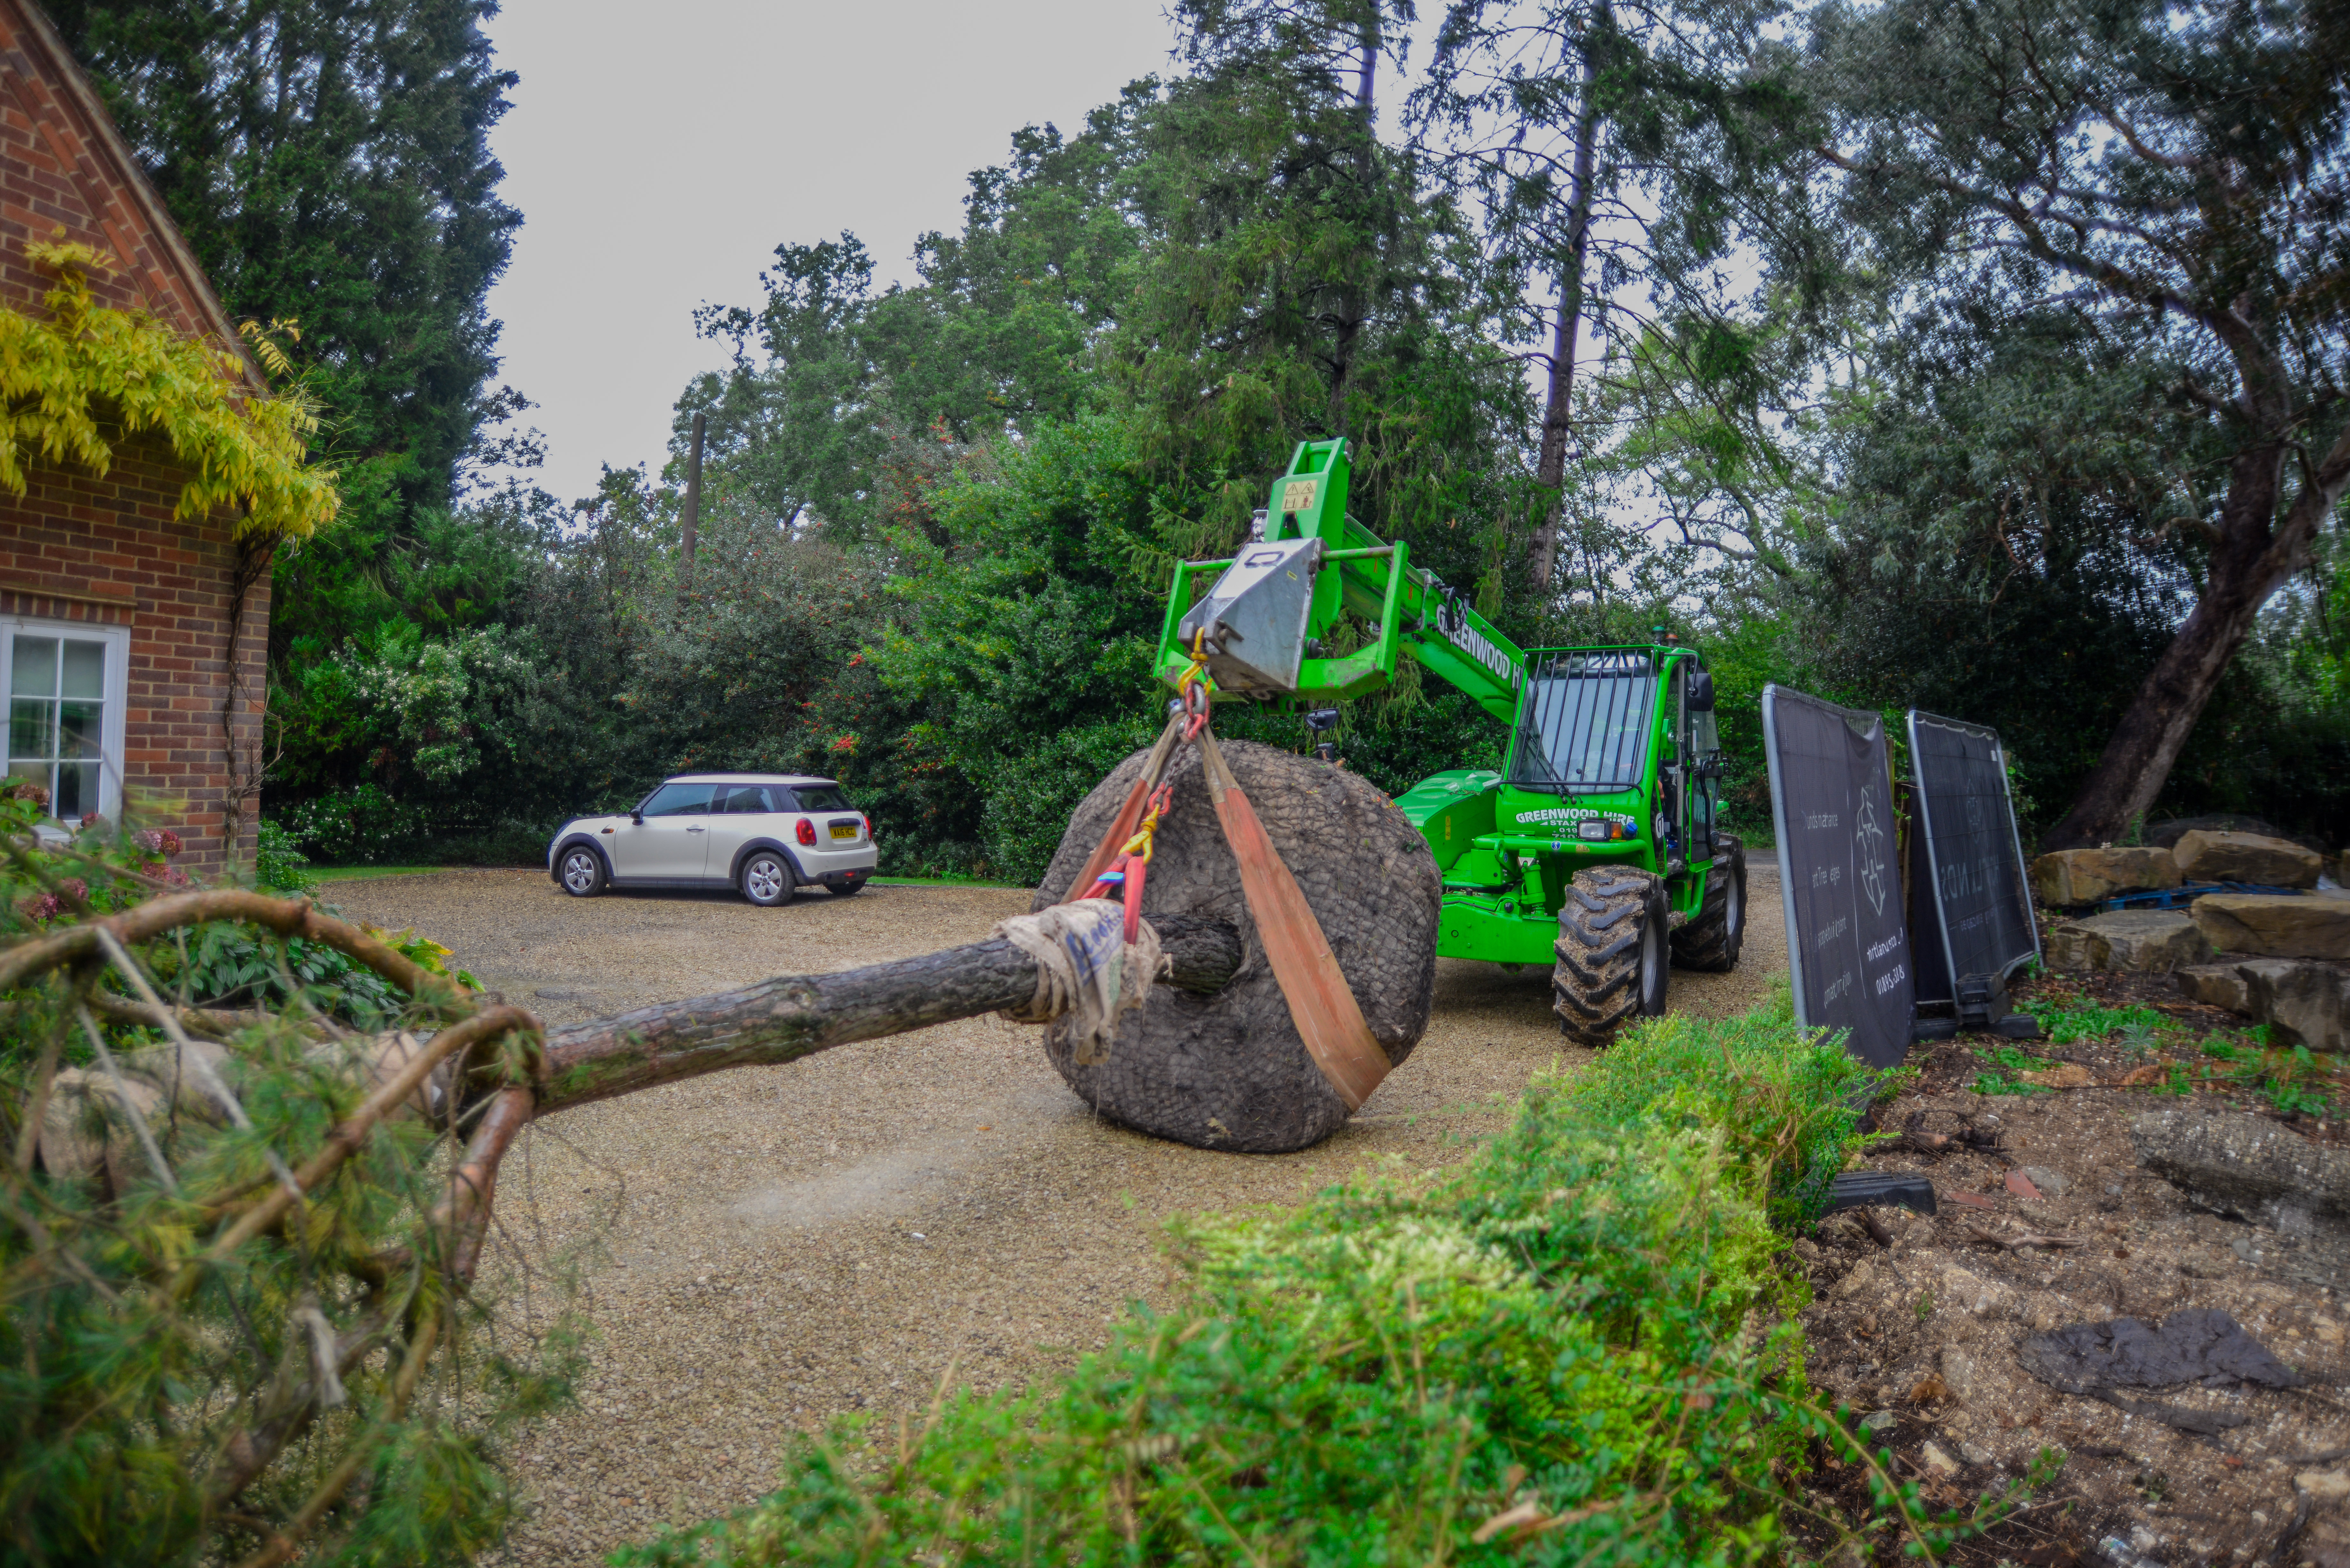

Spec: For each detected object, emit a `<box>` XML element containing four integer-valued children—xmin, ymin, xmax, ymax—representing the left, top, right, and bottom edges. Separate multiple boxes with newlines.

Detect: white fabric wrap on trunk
<box><xmin>994</xmin><ymin>899</ymin><xmax>1164</xmax><ymax>1066</ymax></box>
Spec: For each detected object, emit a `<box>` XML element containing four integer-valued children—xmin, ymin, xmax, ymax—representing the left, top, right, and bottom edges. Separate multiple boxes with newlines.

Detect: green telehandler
<box><xmin>1153</xmin><ymin>436</ymin><xmax>1747</xmax><ymax>1042</ymax></box>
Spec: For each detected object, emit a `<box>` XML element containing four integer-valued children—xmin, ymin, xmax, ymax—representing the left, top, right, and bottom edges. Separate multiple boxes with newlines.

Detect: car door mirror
<box><xmin>631</xmin><ymin>809</ymin><xmax>643</xmax><ymax>825</ymax></box>
<box><xmin>1687</xmin><ymin>670</ymin><xmax>1715</xmax><ymax>711</ymax></box>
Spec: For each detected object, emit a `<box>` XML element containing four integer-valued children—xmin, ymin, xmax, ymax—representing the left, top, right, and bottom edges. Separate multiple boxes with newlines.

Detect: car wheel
<box><xmin>739</xmin><ymin>850</ymin><xmax>796</xmax><ymax>907</ymax></box>
<box><xmin>557</xmin><ymin>845</ymin><xmax>606</xmax><ymax>898</ymax></box>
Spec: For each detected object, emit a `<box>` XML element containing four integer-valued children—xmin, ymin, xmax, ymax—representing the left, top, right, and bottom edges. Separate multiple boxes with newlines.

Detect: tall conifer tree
<box><xmin>50</xmin><ymin>0</ymin><xmax>522</xmax><ymax>647</ymax></box>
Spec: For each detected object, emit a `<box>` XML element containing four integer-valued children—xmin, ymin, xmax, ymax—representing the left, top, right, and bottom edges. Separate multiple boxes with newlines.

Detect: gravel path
<box><xmin>324</xmin><ymin>863</ymin><xmax>1787</xmax><ymax>1564</ymax></box>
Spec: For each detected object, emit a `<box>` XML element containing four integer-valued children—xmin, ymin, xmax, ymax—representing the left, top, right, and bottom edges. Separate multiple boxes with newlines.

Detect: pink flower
<box><xmin>80</xmin><ymin>812</ymin><xmax>99</xmax><ymax>829</ymax></box>
<box><xmin>133</xmin><ymin>829</ymin><xmax>184</xmax><ymax>857</ymax></box>
<box><xmin>17</xmin><ymin>892</ymin><xmax>60</xmax><ymax>922</ymax></box>
<box><xmin>4</xmin><ymin>780</ymin><xmax>49</xmax><ymax>807</ymax></box>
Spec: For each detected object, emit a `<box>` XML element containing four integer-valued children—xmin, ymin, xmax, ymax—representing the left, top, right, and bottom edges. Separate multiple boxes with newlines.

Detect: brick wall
<box><xmin>0</xmin><ymin>428</ymin><xmax>268</xmax><ymax>875</ymax></box>
<box><xmin>0</xmin><ymin>0</ymin><xmax>244</xmax><ymax>348</ymax></box>
<box><xmin>0</xmin><ymin>0</ymin><xmax>280</xmax><ymax>877</ymax></box>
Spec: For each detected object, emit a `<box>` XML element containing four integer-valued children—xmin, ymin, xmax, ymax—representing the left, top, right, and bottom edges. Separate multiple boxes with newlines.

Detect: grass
<box><xmin>2012</xmin><ymin>988</ymin><xmax>2342</xmax><ymax>1117</ymax></box>
<box><xmin>1971</xmin><ymin>1043</ymin><xmax>2058</xmax><ymax>1096</ymax></box>
<box><xmin>869</xmin><ymin>873</ymin><xmax>1022</xmax><ymax>889</ymax></box>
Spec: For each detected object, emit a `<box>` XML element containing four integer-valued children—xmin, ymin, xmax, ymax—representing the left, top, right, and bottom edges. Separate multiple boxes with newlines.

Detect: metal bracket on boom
<box><xmin>1303</xmin><ymin>707</ymin><xmax>1340</xmax><ymax>763</ymax></box>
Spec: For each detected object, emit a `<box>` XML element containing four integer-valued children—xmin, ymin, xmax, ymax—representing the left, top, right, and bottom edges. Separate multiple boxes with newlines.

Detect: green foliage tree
<box><xmin>53</xmin><ymin>0</ymin><xmax>532</xmax><ymax>814</ymax></box>
<box><xmin>1805</xmin><ymin>0</ymin><xmax>2350</xmax><ymax>848</ymax></box>
<box><xmin>1413</xmin><ymin>0</ymin><xmax>1825</xmax><ymax>606</ymax></box>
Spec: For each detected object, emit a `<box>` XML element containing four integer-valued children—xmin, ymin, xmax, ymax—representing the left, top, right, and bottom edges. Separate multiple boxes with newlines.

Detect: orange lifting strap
<box><xmin>1058</xmin><ymin>710</ymin><xmax>1390</xmax><ymax>1111</ymax></box>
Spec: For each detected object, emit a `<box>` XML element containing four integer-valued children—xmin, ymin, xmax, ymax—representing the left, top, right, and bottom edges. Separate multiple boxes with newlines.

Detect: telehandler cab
<box><xmin>1155</xmin><ymin>437</ymin><xmax>1746</xmax><ymax>1041</ymax></box>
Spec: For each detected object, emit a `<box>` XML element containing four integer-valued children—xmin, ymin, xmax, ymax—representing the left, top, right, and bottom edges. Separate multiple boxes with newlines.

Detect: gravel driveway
<box><xmin>322</xmin><ymin>864</ymin><xmax>1787</xmax><ymax>1564</ymax></box>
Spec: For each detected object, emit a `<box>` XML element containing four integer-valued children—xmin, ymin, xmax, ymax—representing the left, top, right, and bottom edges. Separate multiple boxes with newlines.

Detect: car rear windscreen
<box><xmin>792</xmin><ymin>785</ymin><xmax>851</xmax><ymax>811</ymax></box>
<box><xmin>1509</xmin><ymin>651</ymin><xmax>1656</xmax><ymax>791</ymax></box>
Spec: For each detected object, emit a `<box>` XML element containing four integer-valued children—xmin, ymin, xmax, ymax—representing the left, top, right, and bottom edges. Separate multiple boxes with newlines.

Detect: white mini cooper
<box><xmin>546</xmin><ymin>773</ymin><xmax>876</xmax><ymax>906</ymax></box>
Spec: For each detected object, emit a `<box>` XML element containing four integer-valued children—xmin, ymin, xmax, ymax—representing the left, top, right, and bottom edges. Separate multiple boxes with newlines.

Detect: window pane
<box><xmin>54</xmin><ymin>762</ymin><xmax>96</xmax><ymax>820</ymax></box>
<box><xmin>11</xmin><ymin>636</ymin><xmax>57</xmax><ymax>696</ymax></box>
<box><xmin>791</xmin><ymin>785</ymin><xmax>850</xmax><ymax>811</ymax></box>
<box><xmin>58</xmin><ymin>700</ymin><xmax>102</xmax><ymax>758</ymax></box>
<box><xmin>719</xmin><ymin>785</ymin><xmax>777</xmax><ymax>813</ymax></box>
<box><xmin>641</xmin><ymin>783</ymin><xmax>715</xmax><ymax>817</ymax></box>
<box><xmin>1509</xmin><ymin>654</ymin><xmax>1656</xmax><ymax>790</ymax></box>
<box><xmin>59</xmin><ymin>640</ymin><xmax>104</xmax><ymax>699</ymax></box>
<box><xmin>10</xmin><ymin>697</ymin><xmax>54</xmax><ymax>761</ymax></box>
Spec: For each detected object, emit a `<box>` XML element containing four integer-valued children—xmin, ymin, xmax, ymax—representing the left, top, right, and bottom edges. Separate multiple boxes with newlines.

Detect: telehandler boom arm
<box><xmin>1152</xmin><ymin>438</ymin><xmax>1524</xmax><ymax>721</ymax></box>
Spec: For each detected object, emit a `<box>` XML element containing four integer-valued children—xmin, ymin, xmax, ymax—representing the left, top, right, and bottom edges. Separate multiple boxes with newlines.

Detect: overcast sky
<box><xmin>478</xmin><ymin>0</ymin><xmax>1180</xmax><ymax>506</ymax></box>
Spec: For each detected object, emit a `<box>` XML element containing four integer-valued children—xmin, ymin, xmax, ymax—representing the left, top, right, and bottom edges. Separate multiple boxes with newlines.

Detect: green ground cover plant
<box><xmin>2019</xmin><ymin>998</ymin><xmax>2164</xmax><ymax>1047</ymax></box>
<box><xmin>0</xmin><ymin>791</ymin><xmax>582</xmax><ymax>1566</ymax></box>
<box><xmin>616</xmin><ymin>1005</ymin><xmax>2047</xmax><ymax>1567</ymax></box>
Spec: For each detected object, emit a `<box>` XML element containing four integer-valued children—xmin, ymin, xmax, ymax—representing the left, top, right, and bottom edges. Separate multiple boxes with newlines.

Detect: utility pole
<box><xmin>679</xmin><ymin>411</ymin><xmax>705</xmax><ymax>587</ymax></box>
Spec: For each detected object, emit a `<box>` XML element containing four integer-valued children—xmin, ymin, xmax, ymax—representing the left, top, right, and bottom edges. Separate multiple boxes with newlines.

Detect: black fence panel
<box><xmin>1907</xmin><ymin>711</ymin><xmax>2040</xmax><ymax>987</ymax></box>
<box><xmin>1762</xmin><ymin>685</ymin><xmax>1914</xmax><ymax>1067</ymax></box>
<box><xmin>1905</xmin><ymin>786</ymin><xmax>1954</xmax><ymax>1006</ymax></box>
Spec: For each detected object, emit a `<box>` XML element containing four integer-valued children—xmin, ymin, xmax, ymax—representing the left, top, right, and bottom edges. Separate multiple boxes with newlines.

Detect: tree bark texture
<box><xmin>2045</xmin><ymin>388</ymin><xmax>2350</xmax><ymax>849</ymax></box>
<box><xmin>1527</xmin><ymin>10</ymin><xmax>1606</xmax><ymax>599</ymax></box>
<box><xmin>535</xmin><ymin>916</ymin><xmax>1244</xmax><ymax>1115</ymax></box>
<box><xmin>1324</xmin><ymin>22</ymin><xmax>1380</xmax><ymax>436</ymax></box>
<box><xmin>1033</xmin><ymin>737</ymin><xmax>1441</xmax><ymax>1154</ymax></box>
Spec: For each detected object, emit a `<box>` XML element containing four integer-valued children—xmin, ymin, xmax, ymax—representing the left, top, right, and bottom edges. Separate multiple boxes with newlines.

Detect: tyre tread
<box><xmin>1553</xmin><ymin>867</ymin><xmax>1661</xmax><ymax>1045</ymax></box>
<box><xmin>1671</xmin><ymin>837</ymin><xmax>1747</xmax><ymax>973</ymax></box>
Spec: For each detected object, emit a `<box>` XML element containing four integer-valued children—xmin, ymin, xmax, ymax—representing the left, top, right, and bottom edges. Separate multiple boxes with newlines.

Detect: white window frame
<box><xmin>1</xmin><ymin>614</ymin><xmax>132</xmax><ymax>822</ymax></box>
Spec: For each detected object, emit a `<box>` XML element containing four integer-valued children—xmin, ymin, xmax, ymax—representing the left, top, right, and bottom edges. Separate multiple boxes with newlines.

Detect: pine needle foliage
<box><xmin>0</xmin><ymin>796</ymin><xmax>581</xmax><ymax>1567</ymax></box>
<box><xmin>618</xmin><ymin>1006</ymin><xmax>1880</xmax><ymax>1568</ymax></box>
<box><xmin>0</xmin><ymin>239</ymin><xmax>339</xmax><ymax>539</ymax></box>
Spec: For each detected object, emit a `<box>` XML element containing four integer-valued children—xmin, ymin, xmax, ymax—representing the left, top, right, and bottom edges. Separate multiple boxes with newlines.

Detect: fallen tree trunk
<box><xmin>534</xmin><ymin>914</ymin><xmax>1245</xmax><ymax>1114</ymax></box>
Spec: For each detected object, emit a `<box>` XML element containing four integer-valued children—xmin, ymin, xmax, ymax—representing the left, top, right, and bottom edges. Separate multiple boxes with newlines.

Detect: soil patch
<box><xmin>1784</xmin><ymin>969</ymin><xmax>2349</xmax><ymax>1566</ymax></box>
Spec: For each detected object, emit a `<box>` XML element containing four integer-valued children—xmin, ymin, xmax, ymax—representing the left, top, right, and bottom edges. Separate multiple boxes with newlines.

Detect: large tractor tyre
<box><xmin>1031</xmin><ymin>738</ymin><xmax>1442</xmax><ymax>1154</ymax></box>
<box><xmin>1552</xmin><ymin>869</ymin><xmax>1669</xmax><ymax>1045</ymax></box>
<box><xmin>1671</xmin><ymin>836</ymin><xmax>1748</xmax><ymax>973</ymax></box>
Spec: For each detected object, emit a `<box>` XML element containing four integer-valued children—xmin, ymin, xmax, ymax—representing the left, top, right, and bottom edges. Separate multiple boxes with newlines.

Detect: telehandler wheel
<box><xmin>1671</xmin><ymin>836</ymin><xmax>1747</xmax><ymax>973</ymax></box>
<box><xmin>1552</xmin><ymin>869</ymin><xmax>1669</xmax><ymax>1045</ymax></box>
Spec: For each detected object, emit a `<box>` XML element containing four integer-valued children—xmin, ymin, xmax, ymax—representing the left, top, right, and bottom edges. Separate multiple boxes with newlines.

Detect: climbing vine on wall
<box><xmin>0</xmin><ymin>239</ymin><xmax>338</xmax><ymax>537</ymax></box>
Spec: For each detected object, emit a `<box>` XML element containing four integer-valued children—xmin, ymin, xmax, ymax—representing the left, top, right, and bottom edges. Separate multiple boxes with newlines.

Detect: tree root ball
<box><xmin>1031</xmin><ymin>738</ymin><xmax>1441</xmax><ymax>1153</ymax></box>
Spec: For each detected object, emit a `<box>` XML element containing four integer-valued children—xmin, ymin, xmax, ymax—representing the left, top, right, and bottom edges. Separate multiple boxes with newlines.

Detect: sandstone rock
<box><xmin>1833</xmin><ymin>1257</ymin><xmax>1879</xmax><ymax>1299</ymax></box>
<box><xmin>2192</xmin><ymin>893</ymin><xmax>2350</xmax><ymax>960</ymax></box>
<box><xmin>2173</xmin><ymin>829</ymin><xmax>2323</xmax><ymax>889</ymax></box>
<box><xmin>2177</xmin><ymin>962</ymin><xmax>2253</xmax><ymax>1015</ymax></box>
<box><xmin>1920</xmin><ymin>1441</ymin><xmax>1960</xmax><ymax>1475</ymax></box>
<box><xmin>2147</xmin><ymin>813</ymin><xmax>2299</xmax><ymax>850</ymax></box>
<box><xmin>1938</xmin><ymin>1346</ymin><xmax>1981</xmax><ymax>1403</ymax></box>
<box><xmin>2029</xmin><ymin>847</ymin><xmax>2181</xmax><ymax>907</ymax></box>
<box><xmin>2177</xmin><ymin>958</ymin><xmax>2349</xmax><ymax>1048</ymax></box>
<box><xmin>2241</xmin><ymin>959</ymin><xmax>2349</xmax><ymax>1052</ymax></box>
<box><xmin>2043</xmin><ymin>909</ymin><xmax>2212</xmax><ymax>973</ymax></box>
<box><xmin>2019</xmin><ymin>1165</ymin><xmax>2070</xmax><ymax>1199</ymax></box>
<box><xmin>2132</xmin><ymin>1108</ymin><xmax>2350</xmax><ymax>1285</ymax></box>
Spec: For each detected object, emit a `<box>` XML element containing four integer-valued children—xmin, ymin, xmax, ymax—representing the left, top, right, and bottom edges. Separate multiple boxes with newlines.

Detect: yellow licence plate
<box><xmin>829</xmin><ymin>823</ymin><xmax>858</xmax><ymax>840</ymax></box>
